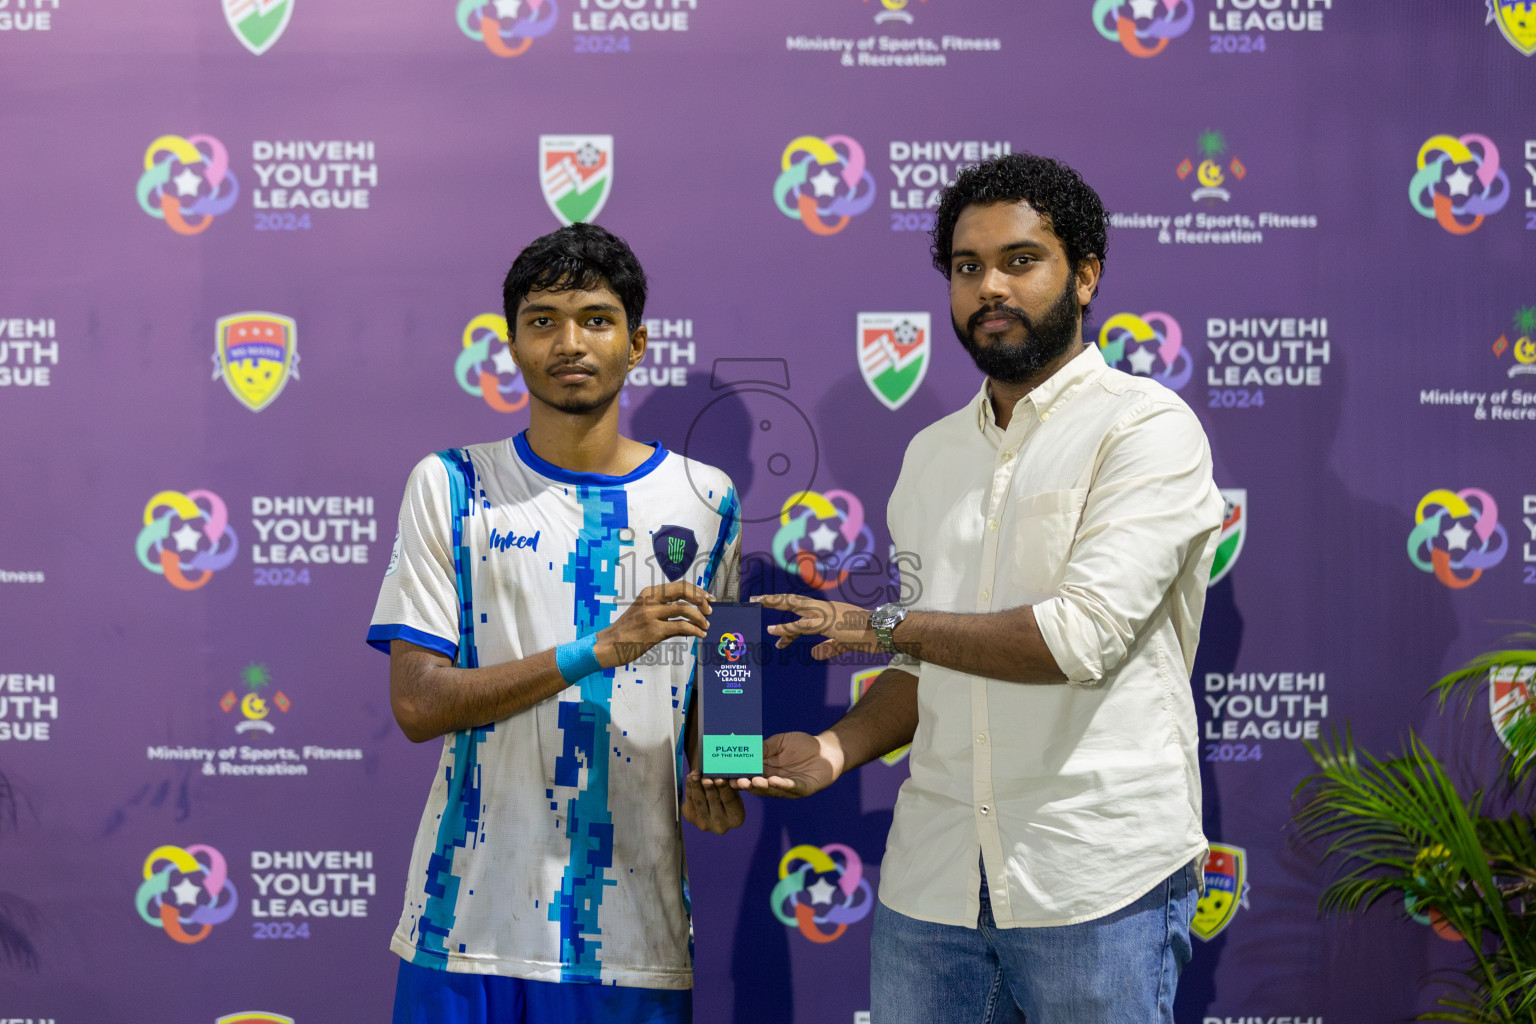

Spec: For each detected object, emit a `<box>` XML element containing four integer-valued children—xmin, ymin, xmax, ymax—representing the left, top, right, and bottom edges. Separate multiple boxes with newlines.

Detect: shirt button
<box><xmin>1001</xmin><ymin>450</ymin><xmax>1013</xmax><ymax>462</ymax></box>
<box><xmin>979</xmin><ymin>590</ymin><xmax>990</xmax><ymax>602</ymax></box>
<box><xmin>979</xmin><ymin>805</ymin><xmax>990</xmax><ymax>816</ymax></box>
<box><xmin>975</xmin><ymin>732</ymin><xmax>986</xmax><ymax>744</ymax></box>
<box><xmin>988</xmin><ymin>520</ymin><xmax>998</xmax><ymax>531</ymax></box>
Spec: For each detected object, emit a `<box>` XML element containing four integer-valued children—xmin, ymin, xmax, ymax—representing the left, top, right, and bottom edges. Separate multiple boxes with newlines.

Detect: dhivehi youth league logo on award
<box><xmin>858</xmin><ymin>313</ymin><xmax>929</xmax><ymax>411</ymax></box>
<box><xmin>214</xmin><ymin>312</ymin><xmax>299</xmax><ymax>412</ymax></box>
<box><xmin>539</xmin><ymin>135</ymin><xmax>613</xmax><ymax>226</ymax></box>
<box><xmin>222</xmin><ymin>0</ymin><xmax>295</xmax><ymax>55</ymax></box>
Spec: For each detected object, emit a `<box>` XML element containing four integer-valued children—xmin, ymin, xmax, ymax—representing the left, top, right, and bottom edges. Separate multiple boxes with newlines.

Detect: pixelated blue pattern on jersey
<box><xmin>550</xmin><ymin>484</ymin><xmax>626</xmax><ymax>981</ymax></box>
<box><xmin>437</xmin><ymin>448</ymin><xmax>481</xmax><ymax>670</ymax></box>
<box><xmin>411</xmin><ymin>450</ymin><xmax>492</xmax><ymax>968</ymax></box>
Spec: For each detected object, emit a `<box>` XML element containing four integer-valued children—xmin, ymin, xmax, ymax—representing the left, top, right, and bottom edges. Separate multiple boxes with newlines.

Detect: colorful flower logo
<box><xmin>770</xmin><ymin>843</ymin><xmax>874</xmax><ymax>943</ymax></box>
<box><xmin>1092</xmin><ymin>0</ymin><xmax>1193</xmax><ymax>57</ymax></box>
<box><xmin>136</xmin><ymin>490</ymin><xmax>240</xmax><ymax>591</ymax></box>
<box><xmin>1410</xmin><ymin>134</ymin><xmax>1509</xmax><ymax>235</ymax></box>
<box><xmin>456</xmin><ymin>0</ymin><xmax>556</xmax><ymax>56</ymax></box>
<box><xmin>1097</xmin><ymin>312</ymin><xmax>1191</xmax><ymax>391</ymax></box>
<box><xmin>455</xmin><ymin>314</ymin><xmax>529</xmax><ymax>413</ymax></box>
<box><xmin>136</xmin><ymin>134</ymin><xmax>240</xmax><ymax>235</ymax></box>
<box><xmin>774</xmin><ymin>489</ymin><xmax>877</xmax><ymax>591</ymax></box>
<box><xmin>718</xmin><ymin>632</ymin><xmax>747</xmax><ymax>662</ymax></box>
<box><xmin>135</xmin><ymin>844</ymin><xmax>239</xmax><ymax>944</ymax></box>
<box><xmin>1407</xmin><ymin>488</ymin><xmax>1508</xmax><ymax>589</ymax></box>
<box><xmin>773</xmin><ymin>136</ymin><xmax>876</xmax><ymax>236</ymax></box>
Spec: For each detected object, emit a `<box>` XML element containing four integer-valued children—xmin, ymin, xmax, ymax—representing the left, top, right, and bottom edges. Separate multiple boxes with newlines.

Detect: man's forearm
<box><xmin>822</xmin><ymin>668</ymin><xmax>920</xmax><ymax>775</ymax></box>
<box><xmin>389</xmin><ymin>640</ymin><xmax>571</xmax><ymax>742</ymax></box>
<box><xmin>892</xmin><ymin>606</ymin><xmax>1067</xmax><ymax>684</ymax></box>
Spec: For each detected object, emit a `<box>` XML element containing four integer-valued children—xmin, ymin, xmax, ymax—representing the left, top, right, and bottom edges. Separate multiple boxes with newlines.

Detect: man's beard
<box><xmin>952</xmin><ymin>277</ymin><xmax>1081</xmax><ymax>384</ymax></box>
<box><xmin>529</xmin><ymin>361</ymin><xmax>624</xmax><ymax>415</ymax></box>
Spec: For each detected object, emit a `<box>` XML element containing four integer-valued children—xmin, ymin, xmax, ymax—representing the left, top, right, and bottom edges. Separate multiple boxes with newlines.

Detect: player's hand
<box><xmin>752</xmin><ymin>593</ymin><xmax>876</xmax><ymax>660</ymax></box>
<box><xmin>596</xmin><ymin>581</ymin><xmax>712</xmax><ymax>668</ymax></box>
<box><xmin>724</xmin><ymin>731</ymin><xmax>843</xmax><ymax>799</ymax></box>
<box><xmin>683</xmin><ymin>772</ymin><xmax>746</xmax><ymax>834</ymax></box>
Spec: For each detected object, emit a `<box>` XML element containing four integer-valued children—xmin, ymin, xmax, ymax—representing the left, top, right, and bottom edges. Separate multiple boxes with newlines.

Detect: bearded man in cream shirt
<box><xmin>720</xmin><ymin>153</ymin><xmax>1224</xmax><ymax>1024</ymax></box>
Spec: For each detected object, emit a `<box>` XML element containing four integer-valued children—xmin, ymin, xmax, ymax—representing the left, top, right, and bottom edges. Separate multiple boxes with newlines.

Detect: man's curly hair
<box><xmin>930</xmin><ymin>153</ymin><xmax>1109</xmax><ymax>313</ymax></box>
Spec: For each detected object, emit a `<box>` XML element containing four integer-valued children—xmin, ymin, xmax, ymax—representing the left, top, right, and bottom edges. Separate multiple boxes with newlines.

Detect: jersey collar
<box><xmin>512</xmin><ymin>430</ymin><xmax>669</xmax><ymax>486</ymax></box>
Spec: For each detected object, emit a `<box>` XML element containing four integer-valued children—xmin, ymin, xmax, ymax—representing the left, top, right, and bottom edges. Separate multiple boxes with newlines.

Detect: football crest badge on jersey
<box><xmin>652</xmin><ymin>525</ymin><xmax>697</xmax><ymax>582</ymax></box>
<box><xmin>539</xmin><ymin>135</ymin><xmax>613</xmax><ymax>226</ymax></box>
<box><xmin>213</xmin><ymin>312</ymin><xmax>299</xmax><ymax>412</ymax></box>
<box><xmin>858</xmin><ymin>312</ymin><xmax>929</xmax><ymax>411</ymax></box>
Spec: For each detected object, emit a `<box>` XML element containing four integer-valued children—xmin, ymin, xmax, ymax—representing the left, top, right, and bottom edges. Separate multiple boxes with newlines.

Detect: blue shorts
<box><xmin>391</xmin><ymin>958</ymin><xmax>692</xmax><ymax>1024</ymax></box>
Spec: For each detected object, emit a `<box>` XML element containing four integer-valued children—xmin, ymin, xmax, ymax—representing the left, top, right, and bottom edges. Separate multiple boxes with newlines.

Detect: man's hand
<box><xmin>682</xmin><ymin>772</ymin><xmax>745</xmax><ymax>834</ymax></box>
<box><xmin>722</xmin><ymin>731</ymin><xmax>845</xmax><ymax>798</ymax></box>
<box><xmin>752</xmin><ymin>593</ymin><xmax>876</xmax><ymax>660</ymax></box>
<box><xmin>596</xmin><ymin>581</ymin><xmax>712</xmax><ymax>668</ymax></box>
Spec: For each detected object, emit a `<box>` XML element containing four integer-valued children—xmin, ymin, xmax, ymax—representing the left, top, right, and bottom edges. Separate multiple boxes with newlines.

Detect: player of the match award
<box><xmin>698</xmin><ymin>603</ymin><xmax>763</xmax><ymax>779</ymax></box>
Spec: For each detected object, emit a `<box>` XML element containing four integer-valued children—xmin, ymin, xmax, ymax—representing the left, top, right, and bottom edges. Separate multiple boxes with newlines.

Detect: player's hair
<box><xmin>930</xmin><ymin>153</ymin><xmax>1109</xmax><ymax>314</ymax></box>
<box><xmin>503</xmin><ymin>223</ymin><xmax>649</xmax><ymax>336</ymax></box>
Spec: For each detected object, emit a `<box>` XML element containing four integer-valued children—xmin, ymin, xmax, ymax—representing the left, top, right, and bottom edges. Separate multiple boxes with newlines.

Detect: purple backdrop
<box><xmin>1</xmin><ymin>1</ymin><xmax>1534</xmax><ymax>1021</ymax></box>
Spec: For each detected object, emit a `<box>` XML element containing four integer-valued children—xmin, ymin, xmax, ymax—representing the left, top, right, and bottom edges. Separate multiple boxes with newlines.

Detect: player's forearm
<box><xmin>389</xmin><ymin>641</ymin><xmax>569</xmax><ymax>742</ymax></box>
<box><xmin>821</xmin><ymin>668</ymin><xmax>919</xmax><ymax>775</ymax></box>
<box><xmin>890</xmin><ymin>606</ymin><xmax>1066</xmax><ymax>684</ymax></box>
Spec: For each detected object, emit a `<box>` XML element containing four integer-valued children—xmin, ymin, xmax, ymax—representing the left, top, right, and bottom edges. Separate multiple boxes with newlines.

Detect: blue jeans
<box><xmin>870</xmin><ymin>861</ymin><xmax>1198</xmax><ymax>1024</ymax></box>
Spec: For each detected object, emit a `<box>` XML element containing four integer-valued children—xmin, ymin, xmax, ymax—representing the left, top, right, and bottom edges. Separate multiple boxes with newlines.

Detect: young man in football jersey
<box><xmin>368</xmin><ymin>223</ymin><xmax>745</xmax><ymax>1024</ymax></box>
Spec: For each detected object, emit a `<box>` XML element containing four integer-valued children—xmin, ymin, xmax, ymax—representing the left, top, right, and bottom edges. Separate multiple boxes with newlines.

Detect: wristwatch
<box><xmin>870</xmin><ymin>602</ymin><xmax>907</xmax><ymax>654</ymax></box>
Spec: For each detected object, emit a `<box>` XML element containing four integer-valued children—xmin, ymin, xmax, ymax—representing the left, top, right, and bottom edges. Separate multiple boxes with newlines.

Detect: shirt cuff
<box><xmin>1031</xmin><ymin>598</ymin><xmax>1101</xmax><ymax>687</ymax></box>
<box><xmin>366</xmin><ymin>623</ymin><xmax>457</xmax><ymax>659</ymax></box>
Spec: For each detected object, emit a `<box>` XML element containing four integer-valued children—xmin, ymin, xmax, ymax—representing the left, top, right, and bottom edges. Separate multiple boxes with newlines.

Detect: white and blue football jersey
<box><xmin>368</xmin><ymin>432</ymin><xmax>740</xmax><ymax>989</ymax></box>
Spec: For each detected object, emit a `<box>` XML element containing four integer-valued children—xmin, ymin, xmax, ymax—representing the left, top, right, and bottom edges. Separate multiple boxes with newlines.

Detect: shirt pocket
<box><xmin>1004</xmin><ymin>488</ymin><xmax>1087</xmax><ymax>597</ymax></box>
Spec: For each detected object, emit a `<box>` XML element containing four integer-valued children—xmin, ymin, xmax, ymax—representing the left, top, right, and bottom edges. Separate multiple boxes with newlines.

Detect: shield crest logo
<box><xmin>1192</xmin><ymin>843</ymin><xmax>1248</xmax><ymax>941</ymax></box>
<box><xmin>539</xmin><ymin>135</ymin><xmax>614</xmax><ymax>226</ymax></box>
<box><xmin>858</xmin><ymin>312</ymin><xmax>930</xmax><ymax>411</ymax></box>
<box><xmin>1488</xmin><ymin>0</ymin><xmax>1536</xmax><ymax>56</ymax></box>
<box><xmin>214</xmin><ymin>312</ymin><xmax>299</xmax><ymax>412</ymax></box>
<box><xmin>652</xmin><ymin>525</ymin><xmax>698</xmax><ymax>583</ymax></box>
<box><xmin>1490</xmin><ymin>664</ymin><xmax>1536</xmax><ymax>753</ymax></box>
<box><xmin>1209</xmin><ymin>488</ymin><xmax>1246</xmax><ymax>585</ymax></box>
<box><xmin>223</xmin><ymin>0</ymin><xmax>294</xmax><ymax>55</ymax></box>
<box><xmin>851</xmin><ymin>668</ymin><xmax>910</xmax><ymax>765</ymax></box>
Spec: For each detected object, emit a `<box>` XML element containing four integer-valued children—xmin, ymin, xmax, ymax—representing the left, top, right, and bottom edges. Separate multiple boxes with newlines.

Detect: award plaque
<box><xmin>698</xmin><ymin>603</ymin><xmax>763</xmax><ymax>778</ymax></box>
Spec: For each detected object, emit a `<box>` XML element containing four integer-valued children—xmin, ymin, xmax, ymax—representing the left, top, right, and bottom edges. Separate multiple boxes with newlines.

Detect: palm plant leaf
<box><xmin>1430</xmin><ymin>630</ymin><xmax>1536</xmax><ymax>783</ymax></box>
<box><xmin>1295</xmin><ymin>729</ymin><xmax>1534</xmax><ymax>1021</ymax></box>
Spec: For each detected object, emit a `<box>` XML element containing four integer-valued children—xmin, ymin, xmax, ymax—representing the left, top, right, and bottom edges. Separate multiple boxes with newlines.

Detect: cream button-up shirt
<box><xmin>880</xmin><ymin>343</ymin><xmax>1224</xmax><ymax>928</ymax></box>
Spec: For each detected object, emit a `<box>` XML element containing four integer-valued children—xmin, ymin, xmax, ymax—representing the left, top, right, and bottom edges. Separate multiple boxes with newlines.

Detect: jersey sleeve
<box><xmin>703</xmin><ymin>480</ymin><xmax>741</xmax><ymax>603</ymax></box>
<box><xmin>708</xmin><ymin>534</ymin><xmax>741</xmax><ymax>603</ymax></box>
<box><xmin>366</xmin><ymin>454</ymin><xmax>461</xmax><ymax>659</ymax></box>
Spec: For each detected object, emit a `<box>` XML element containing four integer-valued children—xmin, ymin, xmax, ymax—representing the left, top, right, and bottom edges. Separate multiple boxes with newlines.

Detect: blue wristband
<box><xmin>556</xmin><ymin>634</ymin><xmax>602</xmax><ymax>684</ymax></box>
